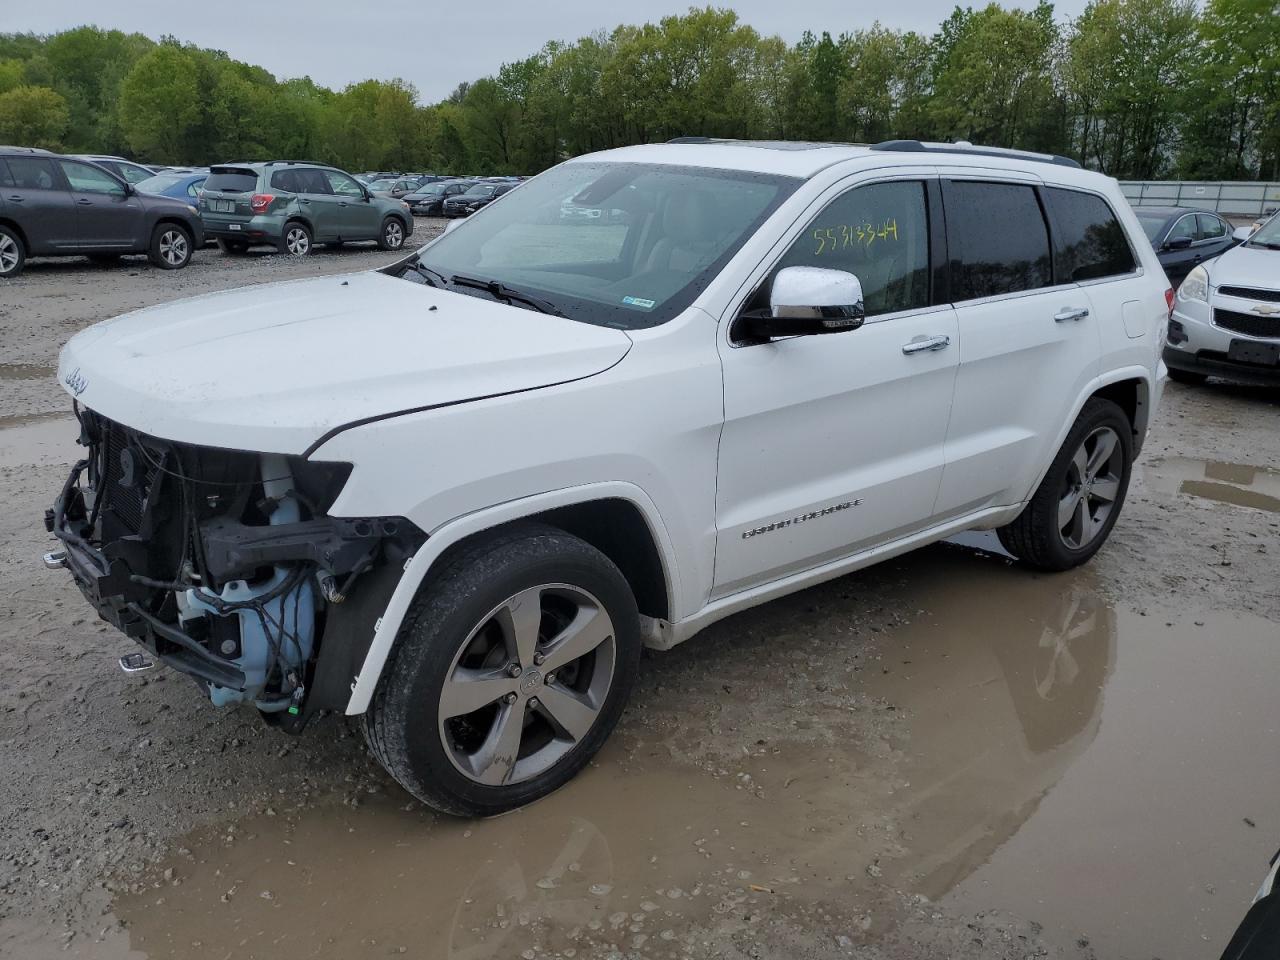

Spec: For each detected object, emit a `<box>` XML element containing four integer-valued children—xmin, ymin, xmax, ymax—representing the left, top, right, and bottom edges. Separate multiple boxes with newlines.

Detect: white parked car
<box><xmin>1166</xmin><ymin>212</ymin><xmax>1280</xmax><ymax>386</ymax></box>
<box><xmin>47</xmin><ymin>139</ymin><xmax>1169</xmax><ymax>815</ymax></box>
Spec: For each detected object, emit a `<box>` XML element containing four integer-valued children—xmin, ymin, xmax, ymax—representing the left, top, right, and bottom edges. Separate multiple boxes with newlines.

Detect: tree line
<box><xmin>0</xmin><ymin>0</ymin><xmax>1276</xmax><ymax>181</ymax></box>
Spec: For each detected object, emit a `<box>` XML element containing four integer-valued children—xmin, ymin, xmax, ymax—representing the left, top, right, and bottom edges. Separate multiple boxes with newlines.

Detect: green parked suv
<box><xmin>199</xmin><ymin>161</ymin><xmax>413</xmax><ymax>255</ymax></box>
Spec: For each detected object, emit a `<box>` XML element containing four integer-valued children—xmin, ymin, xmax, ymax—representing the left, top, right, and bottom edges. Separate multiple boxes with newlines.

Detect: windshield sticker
<box><xmin>622</xmin><ymin>296</ymin><xmax>656</xmax><ymax>309</ymax></box>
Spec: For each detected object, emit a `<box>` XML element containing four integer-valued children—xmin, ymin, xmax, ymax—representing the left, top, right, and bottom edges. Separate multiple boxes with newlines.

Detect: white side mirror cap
<box><xmin>1233</xmin><ymin>226</ymin><xmax>1254</xmax><ymax>242</ymax></box>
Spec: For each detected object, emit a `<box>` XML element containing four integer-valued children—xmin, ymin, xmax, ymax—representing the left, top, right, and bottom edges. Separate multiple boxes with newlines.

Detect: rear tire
<box><xmin>997</xmin><ymin>398</ymin><xmax>1133</xmax><ymax>571</ymax></box>
<box><xmin>0</xmin><ymin>226</ymin><xmax>27</xmax><ymax>278</ymax></box>
<box><xmin>148</xmin><ymin>224</ymin><xmax>192</xmax><ymax>269</ymax></box>
<box><xmin>362</xmin><ymin>522</ymin><xmax>641</xmax><ymax>817</ymax></box>
<box><xmin>378</xmin><ymin>216</ymin><xmax>406</xmax><ymax>251</ymax></box>
<box><xmin>281</xmin><ymin>221</ymin><xmax>312</xmax><ymax>256</ymax></box>
<box><xmin>1167</xmin><ymin>367</ymin><xmax>1207</xmax><ymax>386</ymax></box>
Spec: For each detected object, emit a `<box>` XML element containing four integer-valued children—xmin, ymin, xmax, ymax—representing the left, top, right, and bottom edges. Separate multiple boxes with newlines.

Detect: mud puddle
<box><xmin>8</xmin><ymin>546</ymin><xmax>1279</xmax><ymax>959</ymax></box>
<box><xmin>0</xmin><ymin>363</ymin><xmax>56</xmax><ymax>381</ymax></box>
<box><xmin>1138</xmin><ymin>455</ymin><xmax>1280</xmax><ymax>512</ymax></box>
<box><xmin>0</xmin><ymin>412</ymin><xmax>79</xmax><ymax>469</ymax></box>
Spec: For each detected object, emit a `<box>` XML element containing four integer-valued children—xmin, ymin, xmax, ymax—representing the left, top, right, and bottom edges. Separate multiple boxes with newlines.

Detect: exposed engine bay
<box><xmin>47</xmin><ymin>406</ymin><xmax>423</xmax><ymax>726</ymax></box>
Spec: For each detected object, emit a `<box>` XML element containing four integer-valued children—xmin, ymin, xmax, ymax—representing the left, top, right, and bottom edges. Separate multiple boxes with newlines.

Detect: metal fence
<box><xmin>1119</xmin><ymin>180</ymin><xmax>1280</xmax><ymax>217</ymax></box>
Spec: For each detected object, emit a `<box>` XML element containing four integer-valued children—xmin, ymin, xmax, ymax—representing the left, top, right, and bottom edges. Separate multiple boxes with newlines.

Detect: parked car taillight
<box><xmin>1165</xmin><ymin>288</ymin><xmax>1175</xmax><ymax>318</ymax></box>
<box><xmin>250</xmin><ymin>194</ymin><xmax>274</xmax><ymax>214</ymax></box>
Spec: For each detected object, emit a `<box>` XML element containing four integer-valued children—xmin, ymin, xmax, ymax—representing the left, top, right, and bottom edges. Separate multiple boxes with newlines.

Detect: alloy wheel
<box><xmin>0</xmin><ymin>234</ymin><xmax>19</xmax><ymax>274</ymax></box>
<box><xmin>285</xmin><ymin>227</ymin><xmax>310</xmax><ymax>255</ymax></box>
<box><xmin>384</xmin><ymin>220</ymin><xmax>404</xmax><ymax>248</ymax></box>
<box><xmin>437</xmin><ymin>584</ymin><xmax>616</xmax><ymax>787</ymax></box>
<box><xmin>1058</xmin><ymin>425</ymin><xmax>1124</xmax><ymax>550</ymax></box>
<box><xmin>159</xmin><ymin>229</ymin><xmax>188</xmax><ymax>266</ymax></box>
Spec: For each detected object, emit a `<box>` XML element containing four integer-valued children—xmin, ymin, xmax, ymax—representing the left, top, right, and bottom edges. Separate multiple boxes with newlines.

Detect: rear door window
<box><xmin>295</xmin><ymin>168</ymin><xmax>333</xmax><ymax>194</ymax></box>
<box><xmin>1198</xmin><ymin>214</ymin><xmax>1227</xmax><ymax>240</ymax></box>
<box><xmin>1042</xmin><ymin>187</ymin><xmax>1137</xmax><ymax>282</ymax></box>
<box><xmin>205</xmin><ymin>169</ymin><xmax>259</xmax><ymax>193</ymax></box>
<box><xmin>944</xmin><ymin>180</ymin><xmax>1052</xmax><ymax>301</ymax></box>
<box><xmin>270</xmin><ymin>169</ymin><xmax>300</xmax><ymax>192</ymax></box>
<box><xmin>6</xmin><ymin>156</ymin><xmax>59</xmax><ymax>190</ymax></box>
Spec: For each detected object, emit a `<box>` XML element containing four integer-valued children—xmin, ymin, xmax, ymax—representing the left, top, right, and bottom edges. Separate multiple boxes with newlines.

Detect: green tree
<box><xmin>0</xmin><ymin>84</ymin><xmax>70</xmax><ymax>148</ymax></box>
<box><xmin>118</xmin><ymin>45</ymin><xmax>202</xmax><ymax>162</ymax></box>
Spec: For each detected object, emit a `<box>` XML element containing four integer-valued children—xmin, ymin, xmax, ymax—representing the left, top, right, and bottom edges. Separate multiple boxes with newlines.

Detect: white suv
<box><xmin>1165</xmin><ymin>212</ymin><xmax>1280</xmax><ymax>386</ymax></box>
<box><xmin>47</xmin><ymin>139</ymin><xmax>1168</xmax><ymax>815</ymax></box>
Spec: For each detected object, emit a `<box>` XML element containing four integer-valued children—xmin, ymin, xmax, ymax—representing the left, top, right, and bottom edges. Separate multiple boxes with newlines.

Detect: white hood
<box><xmin>1208</xmin><ymin>244</ymin><xmax>1280</xmax><ymax>290</ymax></box>
<box><xmin>57</xmin><ymin>271</ymin><xmax>632</xmax><ymax>455</ymax></box>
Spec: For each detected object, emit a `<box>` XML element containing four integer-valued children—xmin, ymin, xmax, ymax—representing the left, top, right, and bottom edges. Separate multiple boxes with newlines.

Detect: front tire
<box><xmin>997</xmin><ymin>398</ymin><xmax>1133</xmax><ymax>571</ymax></box>
<box><xmin>362</xmin><ymin>523</ymin><xmax>641</xmax><ymax>817</ymax></box>
<box><xmin>378</xmin><ymin>216</ymin><xmax>406</xmax><ymax>251</ymax></box>
<box><xmin>148</xmin><ymin>224</ymin><xmax>192</xmax><ymax>269</ymax></box>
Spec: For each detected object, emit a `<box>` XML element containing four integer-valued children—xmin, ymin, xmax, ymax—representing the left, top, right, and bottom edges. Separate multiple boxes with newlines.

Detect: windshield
<box><xmin>464</xmin><ymin>184</ymin><xmax>497</xmax><ymax>197</ymax></box>
<box><xmin>1136</xmin><ymin>213</ymin><xmax>1168</xmax><ymax>243</ymax></box>
<box><xmin>1247</xmin><ymin>213</ymin><xmax>1280</xmax><ymax>248</ymax></box>
<box><xmin>135</xmin><ymin>174</ymin><xmax>185</xmax><ymax>194</ymax></box>
<box><xmin>415</xmin><ymin>184</ymin><xmax>446</xmax><ymax>196</ymax></box>
<box><xmin>368</xmin><ymin>179</ymin><xmax>395</xmax><ymax>190</ymax></box>
<box><xmin>399</xmin><ymin>161</ymin><xmax>797</xmax><ymax>330</ymax></box>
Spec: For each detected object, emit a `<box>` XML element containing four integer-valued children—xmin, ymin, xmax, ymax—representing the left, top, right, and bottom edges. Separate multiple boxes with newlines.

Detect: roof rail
<box><xmin>263</xmin><ymin>159</ymin><xmax>331</xmax><ymax>167</ymax></box>
<box><xmin>870</xmin><ymin>139</ymin><xmax>1082</xmax><ymax>169</ymax></box>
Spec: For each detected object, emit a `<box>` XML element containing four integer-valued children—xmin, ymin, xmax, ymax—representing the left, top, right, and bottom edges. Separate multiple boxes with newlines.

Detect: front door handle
<box><xmin>902</xmin><ymin>335</ymin><xmax>951</xmax><ymax>355</ymax></box>
<box><xmin>77</xmin><ymin>198</ymin><xmax>93</xmax><ymax>205</ymax></box>
<box><xmin>1054</xmin><ymin>307</ymin><xmax>1090</xmax><ymax>323</ymax></box>
<box><xmin>7</xmin><ymin>195</ymin><xmax>24</xmax><ymax>202</ymax></box>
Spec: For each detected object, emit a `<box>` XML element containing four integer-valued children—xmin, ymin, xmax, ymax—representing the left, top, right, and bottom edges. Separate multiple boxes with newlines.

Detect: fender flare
<box><xmin>343</xmin><ymin>480</ymin><xmax>681</xmax><ymax>715</ymax></box>
<box><xmin>1021</xmin><ymin>364</ymin><xmax>1155</xmax><ymax>504</ymax></box>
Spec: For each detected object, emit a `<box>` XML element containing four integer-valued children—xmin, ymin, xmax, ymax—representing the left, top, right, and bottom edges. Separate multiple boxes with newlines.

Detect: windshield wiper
<box><xmin>449</xmin><ymin>274</ymin><xmax>567</xmax><ymax>317</ymax></box>
<box><xmin>402</xmin><ymin>257</ymin><xmax>448</xmax><ymax>287</ymax></box>
<box><xmin>1247</xmin><ymin>240</ymin><xmax>1280</xmax><ymax>250</ymax></box>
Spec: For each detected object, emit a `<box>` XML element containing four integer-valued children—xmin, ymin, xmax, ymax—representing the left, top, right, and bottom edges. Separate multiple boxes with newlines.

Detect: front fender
<box><xmin>342</xmin><ymin>481</ymin><xmax>681</xmax><ymax>715</ymax></box>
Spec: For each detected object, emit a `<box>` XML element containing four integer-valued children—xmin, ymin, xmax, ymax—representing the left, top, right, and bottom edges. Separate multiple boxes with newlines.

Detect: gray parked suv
<box><xmin>0</xmin><ymin>146</ymin><xmax>203</xmax><ymax>278</ymax></box>
<box><xmin>199</xmin><ymin>161</ymin><xmax>414</xmax><ymax>255</ymax></box>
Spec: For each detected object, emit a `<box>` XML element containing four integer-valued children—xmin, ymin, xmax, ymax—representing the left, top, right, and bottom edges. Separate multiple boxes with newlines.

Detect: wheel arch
<box><xmin>0</xmin><ymin>217</ymin><xmax>29</xmax><ymax>251</ymax></box>
<box><xmin>342</xmin><ymin>482</ymin><xmax>680</xmax><ymax>716</ymax></box>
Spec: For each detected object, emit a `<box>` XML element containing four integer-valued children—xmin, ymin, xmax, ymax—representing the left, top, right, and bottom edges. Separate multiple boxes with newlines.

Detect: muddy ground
<box><xmin>1</xmin><ymin>233</ymin><xmax>1278</xmax><ymax>960</ymax></box>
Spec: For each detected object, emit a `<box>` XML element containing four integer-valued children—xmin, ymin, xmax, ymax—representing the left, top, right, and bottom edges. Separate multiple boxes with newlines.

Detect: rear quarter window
<box><xmin>1043</xmin><ymin>187</ymin><xmax>1137</xmax><ymax>282</ymax></box>
<box><xmin>205</xmin><ymin>169</ymin><xmax>259</xmax><ymax>193</ymax></box>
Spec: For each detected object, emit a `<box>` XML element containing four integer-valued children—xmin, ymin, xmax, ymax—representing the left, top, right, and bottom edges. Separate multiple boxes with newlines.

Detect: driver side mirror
<box><xmin>443</xmin><ymin>218</ymin><xmax>464</xmax><ymax>235</ymax></box>
<box><xmin>1164</xmin><ymin>235</ymin><xmax>1193</xmax><ymax>251</ymax></box>
<box><xmin>1232</xmin><ymin>226</ymin><xmax>1254</xmax><ymax>242</ymax></box>
<box><xmin>738</xmin><ymin>266</ymin><xmax>865</xmax><ymax>340</ymax></box>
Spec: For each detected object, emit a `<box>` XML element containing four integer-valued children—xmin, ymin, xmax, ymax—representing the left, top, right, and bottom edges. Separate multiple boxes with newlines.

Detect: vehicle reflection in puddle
<box><xmin>0</xmin><ymin>412</ymin><xmax>78</xmax><ymax>469</ymax></box>
<box><xmin>106</xmin><ymin>545</ymin><xmax>1280</xmax><ymax>960</ymax></box>
<box><xmin>1138</xmin><ymin>456</ymin><xmax>1280</xmax><ymax>513</ymax></box>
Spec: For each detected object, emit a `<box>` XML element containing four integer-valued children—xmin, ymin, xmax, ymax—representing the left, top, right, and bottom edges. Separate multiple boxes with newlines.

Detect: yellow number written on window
<box><xmin>812</xmin><ymin>218</ymin><xmax>899</xmax><ymax>255</ymax></box>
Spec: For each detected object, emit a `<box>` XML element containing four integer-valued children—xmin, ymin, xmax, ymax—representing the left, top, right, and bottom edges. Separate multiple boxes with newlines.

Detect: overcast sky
<box><xmin>7</xmin><ymin>0</ymin><xmax>1094</xmax><ymax>103</ymax></box>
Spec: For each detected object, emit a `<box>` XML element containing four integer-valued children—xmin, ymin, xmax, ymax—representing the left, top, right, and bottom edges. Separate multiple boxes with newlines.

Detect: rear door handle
<box><xmin>299</xmin><ymin>198</ymin><xmax>310</xmax><ymax>205</ymax></box>
<box><xmin>902</xmin><ymin>335</ymin><xmax>951</xmax><ymax>355</ymax></box>
<box><xmin>77</xmin><ymin>198</ymin><xmax>93</xmax><ymax>205</ymax></box>
<box><xmin>1054</xmin><ymin>307</ymin><xmax>1090</xmax><ymax>323</ymax></box>
<box><xmin>7</xmin><ymin>195</ymin><xmax>23</xmax><ymax>202</ymax></box>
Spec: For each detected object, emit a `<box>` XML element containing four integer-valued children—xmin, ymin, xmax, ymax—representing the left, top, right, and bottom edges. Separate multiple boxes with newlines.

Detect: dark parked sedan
<box><xmin>405</xmin><ymin>180</ymin><xmax>476</xmax><ymax>216</ymax></box>
<box><xmin>441</xmin><ymin>181</ymin><xmax>517</xmax><ymax>218</ymax></box>
<box><xmin>0</xmin><ymin>147</ymin><xmax>203</xmax><ymax>277</ymax></box>
<box><xmin>1135</xmin><ymin>206</ymin><xmax>1239</xmax><ymax>286</ymax></box>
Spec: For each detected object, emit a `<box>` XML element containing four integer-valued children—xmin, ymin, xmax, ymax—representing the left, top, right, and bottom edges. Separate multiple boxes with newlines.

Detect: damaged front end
<box><xmin>46</xmin><ymin>408</ymin><xmax>422</xmax><ymax>729</ymax></box>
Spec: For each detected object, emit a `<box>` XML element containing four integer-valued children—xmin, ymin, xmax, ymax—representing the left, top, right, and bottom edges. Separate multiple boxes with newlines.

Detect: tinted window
<box><xmin>270</xmin><ymin>169</ymin><xmax>299</xmax><ymax>192</ymax></box>
<box><xmin>60</xmin><ymin>160</ymin><xmax>127</xmax><ymax>196</ymax></box>
<box><xmin>0</xmin><ymin>159</ymin><xmax>11</xmax><ymax>188</ymax></box>
<box><xmin>773</xmin><ymin>180</ymin><xmax>931</xmax><ymax>317</ymax></box>
<box><xmin>946</xmin><ymin>181</ymin><xmax>1051</xmax><ymax>300</ymax></box>
<box><xmin>6</xmin><ymin>156</ymin><xmax>58</xmax><ymax>190</ymax></box>
<box><xmin>1043</xmin><ymin>187</ymin><xmax>1136</xmax><ymax>281</ymax></box>
<box><xmin>205</xmin><ymin>169</ymin><xmax>258</xmax><ymax>193</ymax></box>
<box><xmin>297</xmin><ymin>168</ymin><xmax>333</xmax><ymax>194</ymax></box>
<box><xmin>1198</xmin><ymin>214</ymin><xmax>1227</xmax><ymax>239</ymax></box>
<box><xmin>187</xmin><ymin>178</ymin><xmax>206</xmax><ymax>197</ymax></box>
